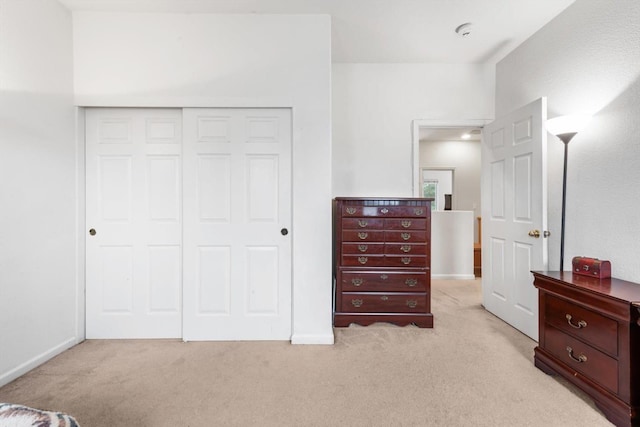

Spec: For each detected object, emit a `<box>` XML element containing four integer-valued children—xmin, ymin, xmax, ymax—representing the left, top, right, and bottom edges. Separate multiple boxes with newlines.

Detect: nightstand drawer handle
<box><xmin>346</xmin><ymin>207</ymin><xmax>357</xmax><ymax>215</ymax></box>
<box><xmin>380</xmin><ymin>274</ymin><xmax>388</xmax><ymax>280</ymax></box>
<box><xmin>400</xmin><ymin>245</ymin><xmax>412</xmax><ymax>253</ymax></box>
<box><xmin>566</xmin><ymin>314</ymin><xmax>587</xmax><ymax>329</ymax></box>
<box><xmin>358</xmin><ymin>232</ymin><xmax>368</xmax><ymax>240</ymax></box>
<box><xmin>566</xmin><ymin>346</ymin><xmax>587</xmax><ymax>363</ymax></box>
<box><xmin>406</xmin><ymin>300</ymin><xmax>418</xmax><ymax>308</ymax></box>
<box><xmin>351</xmin><ymin>278</ymin><xmax>363</xmax><ymax>287</ymax></box>
<box><xmin>405</xmin><ymin>278</ymin><xmax>418</xmax><ymax>287</ymax></box>
<box><xmin>358</xmin><ymin>256</ymin><xmax>368</xmax><ymax>264</ymax></box>
<box><xmin>358</xmin><ymin>220</ymin><xmax>368</xmax><ymax>228</ymax></box>
<box><xmin>401</xmin><ymin>257</ymin><xmax>411</xmax><ymax>265</ymax></box>
<box><xmin>380</xmin><ymin>296</ymin><xmax>389</xmax><ymax>301</ymax></box>
<box><xmin>414</xmin><ymin>208</ymin><xmax>424</xmax><ymax>215</ymax></box>
<box><xmin>358</xmin><ymin>244</ymin><xmax>368</xmax><ymax>252</ymax></box>
<box><xmin>351</xmin><ymin>299</ymin><xmax>363</xmax><ymax>308</ymax></box>
<box><xmin>401</xmin><ymin>233</ymin><xmax>411</xmax><ymax>240</ymax></box>
<box><xmin>401</xmin><ymin>220</ymin><xmax>412</xmax><ymax>228</ymax></box>
<box><xmin>380</xmin><ymin>208</ymin><xmax>389</xmax><ymax>214</ymax></box>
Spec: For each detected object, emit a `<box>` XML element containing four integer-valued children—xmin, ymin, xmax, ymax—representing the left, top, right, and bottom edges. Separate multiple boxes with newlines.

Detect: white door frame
<box><xmin>411</xmin><ymin>119</ymin><xmax>491</xmax><ymax>197</ymax></box>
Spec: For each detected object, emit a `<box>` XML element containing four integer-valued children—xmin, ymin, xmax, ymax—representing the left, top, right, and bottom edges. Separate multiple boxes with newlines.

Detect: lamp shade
<box><xmin>546</xmin><ymin>114</ymin><xmax>592</xmax><ymax>137</ymax></box>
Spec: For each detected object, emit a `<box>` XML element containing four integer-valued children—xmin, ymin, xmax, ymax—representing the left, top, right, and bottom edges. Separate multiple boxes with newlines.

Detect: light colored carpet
<box><xmin>0</xmin><ymin>279</ymin><xmax>613</xmax><ymax>426</ymax></box>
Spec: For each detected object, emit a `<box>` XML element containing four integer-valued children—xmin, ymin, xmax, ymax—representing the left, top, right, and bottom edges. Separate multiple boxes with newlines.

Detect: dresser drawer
<box><xmin>385</xmin><ymin>243</ymin><xmax>427</xmax><ymax>256</ymax></box>
<box><xmin>341</xmin><ymin>255</ymin><xmax>427</xmax><ymax>268</ymax></box>
<box><xmin>545</xmin><ymin>325</ymin><xmax>618</xmax><ymax>393</ymax></box>
<box><xmin>385</xmin><ymin>219</ymin><xmax>427</xmax><ymax>230</ymax></box>
<box><xmin>342</xmin><ymin>205</ymin><xmax>427</xmax><ymax>218</ymax></box>
<box><xmin>545</xmin><ymin>294</ymin><xmax>618</xmax><ymax>356</ymax></box>
<box><xmin>384</xmin><ymin>231</ymin><xmax>427</xmax><ymax>243</ymax></box>
<box><xmin>342</xmin><ymin>243</ymin><xmax>384</xmax><ymax>255</ymax></box>
<box><xmin>341</xmin><ymin>255</ymin><xmax>387</xmax><ymax>267</ymax></box>
<box><xmin>342</xmin><ymin>230</ymin><xmax>385</xmax><ymax>242</ymax></box>
<box><xmin>341</xmin><ymin>218</ymin><xmax>384</xmax><ymax>230</ymax></box>
<box><xmin>384</xmin><ymin>255</ymin><xmax>427</xmax><ymax>268</ymax></box>
<box><xmin>341</xmin><ymin>271</ymin><xmax>428</xmax><ymax>292</ymax></box>
<box><xmin>341</xmin><ymin>292</ymin><xmax>427</xmax><ymax>313</ymax></box>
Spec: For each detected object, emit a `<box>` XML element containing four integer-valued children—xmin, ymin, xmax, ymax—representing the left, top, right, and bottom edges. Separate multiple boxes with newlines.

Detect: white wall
<box><xmin>332</xmin><ymin>63</ymin><xmax>494</xmax><ymax>197</ymax></box>
<box><xmin>72</xmin><ymin>12</ymin><xmax>333</xmax><ymax>344</ymax></box>
<box><xmin>0</xmin><ymin>0</ymin><xmax>78</xmax><ymax>386</ymax></box>
<box><xmin>431</xmin><ymin>211</ymin><xmax>475</xmax><ymax>280</ymax></box>
<box><xmin>496</xmin><ymin>0</ymin><xmax>640</xmax><ymax>281</ymax></box>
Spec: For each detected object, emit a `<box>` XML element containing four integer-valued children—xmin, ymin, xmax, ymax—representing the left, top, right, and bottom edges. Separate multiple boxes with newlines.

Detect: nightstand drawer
<box><xmin>545</xmin><ymin>294</ymin><xmax>618</xmax><ymax>356</ymax></box>
<box><xmin>545</xmin><ymin>325</ymin><xmax>618</xmax><ymax>394</ymax></box>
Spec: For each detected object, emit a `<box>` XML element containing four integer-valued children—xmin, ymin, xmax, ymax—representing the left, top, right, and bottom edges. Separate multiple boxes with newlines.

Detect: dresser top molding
<box><xmin>533</xmin><ymin>271</ymin><xmax>640</xmax><ymax>323</ymax></box>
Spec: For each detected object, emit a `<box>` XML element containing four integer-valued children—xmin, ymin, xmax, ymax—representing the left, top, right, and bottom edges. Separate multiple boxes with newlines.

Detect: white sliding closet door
<box><xmin>182</xmin><ymin>108</ymin><xmax>292</xmax><ymax>341</ymax></box>
<box><xmin>86</xmin><ymin>108</ymin><xmax>182</xmax><ymax>338</ymax></box>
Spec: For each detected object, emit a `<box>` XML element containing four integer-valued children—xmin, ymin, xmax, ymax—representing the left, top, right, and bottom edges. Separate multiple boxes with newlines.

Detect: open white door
<box><xmin>182</xmin><ymin>108</ymin><xmax>292</xmax><ymax>341</ymax></box>
<box><xmin>481</xmin><ymin>97</ymin><xmax>548</xmax><ymax>340</ymax></box>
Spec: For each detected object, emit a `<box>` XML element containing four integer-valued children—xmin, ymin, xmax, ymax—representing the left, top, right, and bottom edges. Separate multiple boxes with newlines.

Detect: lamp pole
<box><xmin>557</xmin><ymin>132</ymin><xmax>577</xmax><ymax>271</ymax></box>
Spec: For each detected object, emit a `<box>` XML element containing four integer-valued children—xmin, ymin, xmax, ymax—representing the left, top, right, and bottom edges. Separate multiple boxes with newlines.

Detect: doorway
<box><xmin>412</xmin><ymin>120</ymin><xmax>487</xmax><ymax>243</ymax></box>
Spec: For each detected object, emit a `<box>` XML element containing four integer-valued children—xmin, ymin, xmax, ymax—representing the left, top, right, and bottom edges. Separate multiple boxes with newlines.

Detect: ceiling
<box><xmin>58</xmin><ymin>0</ymin><xmax>575</xmax><ymax>64</ymax></box>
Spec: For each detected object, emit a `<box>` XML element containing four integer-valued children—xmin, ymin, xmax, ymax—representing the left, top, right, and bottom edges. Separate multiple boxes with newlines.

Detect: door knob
<box><xmin>89</xmin><ymin>228</ymin><xmax>97</xmax><ymax>236</ymax></box>
<box><xmin>528</xmin><ymin>229</ymin><xmax>540</xmax><ymax>238</ymax></box>
<box><xmin>281</xmin><ymin>228</ymin><xmax>289</xmax><ymax>236</ymax></box>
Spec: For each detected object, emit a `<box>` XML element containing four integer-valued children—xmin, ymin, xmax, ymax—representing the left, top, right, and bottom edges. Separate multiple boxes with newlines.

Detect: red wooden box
<box><xmin>571</xmin><ymin>256</ymin><xmax>611</xmax><ymax>278</ymax></box>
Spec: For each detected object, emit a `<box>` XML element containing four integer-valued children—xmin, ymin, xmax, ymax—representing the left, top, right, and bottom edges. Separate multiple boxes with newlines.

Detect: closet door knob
<box><xmin>89</xmin><ymin>228</ymin><xmax>97</xmax><ymax>236</ymax></box>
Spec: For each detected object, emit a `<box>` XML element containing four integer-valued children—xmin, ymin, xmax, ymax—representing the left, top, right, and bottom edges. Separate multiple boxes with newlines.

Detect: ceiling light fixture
<box><xmin>455</xmin><ymin>23</ymin><xmax>472</xmax><ymax>37</ymax></box>
<box><xmin>461</xmin><ymin>133</ymin><xmax>471</xmax><ymax>140</ymax></box>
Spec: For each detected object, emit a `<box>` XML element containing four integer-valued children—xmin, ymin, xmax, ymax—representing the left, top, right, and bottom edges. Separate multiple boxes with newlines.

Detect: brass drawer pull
<box><xmin>358</xmin><ymin>232</ymin><xmax>368</xmax><ymax>240</ymax></box>
<box><xmin>401</xmin><ymin>233</ymin><xmax>411</xmax><ymax>241</ymax></box>
<box><xmin>351</xmin><ymin>299</ymin><xmax>363</xmax><ymax>308</ymax></box>
<box><xmin>380</xmin><ymin>296</ymin><xmax>389</xmax><ymax>301</ymax></box>
<box><xmin>566</xmin><ymin>346</ymin><xmax>587</xmax><ymax>363</ymax></box>
<box><xmin>358</xmin><ymin>256</ymin><xmax>368</xmax><ymax>264</ymax></box>
<box><xmin>401</xmin><ymin>220</ymin><xmax>412</xmax><ymax>228</ymax></box>
<box><xmin>380</xmin><ymin>208</ymin><xmax>389</xmax><ymax>214</ymax></box>
<box><xmin>358</xmin><ymin>220</ymin><xmax>368</xmax><ymax>228</ymax></box>
<box><xmin>414</xmin><ymin>208</ymin><xmax>424</xmax><ymax>215</ymax></box>
<box><xmin>406</xmin><ymin>300</ymin><xmax>418</xmax><ymax>308</ymax></box>
<box><xmin>358</xmin><ymin>244</ymin><xmax>368</xmax><ymax>252</ymax></box>
<box><xmin>405</xmin><ymin>278</ymin><xmax>418</xmax><ymax>287</ymax></box>
<box><xmin>566</xmin><ymin>314</ymin><xmax>587</xmax><ymax>329</ymax></box>
<box><xmin>400</xmin><ymin>245</ymin><xmax>411</xmax><ymax>253</ymax></box>
<box><xmin>346</xmin><ymin>207</ymin><xmax>357</xmax><ymax>215</ymax></box>
<box><xmin>401</xmin><ymin>257</ymin><xmax>411</xmax><ymax>265</ymax></box>
<box><xmin>351</xmin><ymin>278</ymin><xmax>363</xmax><ymax>287</ymax></box>
<box><xmin>380</xmin><ymin>274</ymin><xmax>388</xmax><ymax>280</ymax></box>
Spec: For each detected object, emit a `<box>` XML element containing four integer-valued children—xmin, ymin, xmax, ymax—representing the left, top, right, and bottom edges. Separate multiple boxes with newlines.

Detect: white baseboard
<box><xmin>0</xmin><ymin>337</ymin><xmax>80</xmax><ymax>387</ymax></box>
<box><xmin>432</xmin><ymin>274</ymin><xmax>476</xmax><ymax>280</ymax></box>
<box><xmin>291</xmin><ymin>332</ymin><xmax>334</xmax><ymax>345</ymax></box>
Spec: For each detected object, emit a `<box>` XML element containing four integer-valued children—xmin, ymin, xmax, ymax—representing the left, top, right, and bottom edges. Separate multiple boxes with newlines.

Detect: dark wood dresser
<box><xmin>532</xmin><ymin>271</ymin><xmax>640</xmax><ymax>426</ymax></box>
<box><xmin>333</xmin><ymin>197</ymin><xmax>433</xmax><ymax>328</ymax></box>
